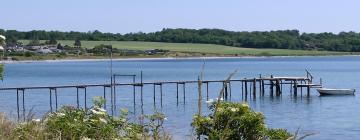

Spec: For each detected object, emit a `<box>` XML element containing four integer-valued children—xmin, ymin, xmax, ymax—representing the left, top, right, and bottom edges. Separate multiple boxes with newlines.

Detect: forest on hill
<box><xmin>2</xmin><ymin>28</ymin><xmax>360</xmax><ymax>52</ymax></box>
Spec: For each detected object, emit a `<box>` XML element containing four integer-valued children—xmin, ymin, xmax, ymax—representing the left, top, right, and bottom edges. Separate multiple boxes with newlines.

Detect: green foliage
<box><xmin>192</xmin><ymin>102</ymin><xmax>293</xmax><ymax>140</ymax></box>
<box><xmin>24</xmin><ymin>52</ymin><xmax>33</xmax><ymax>57</ymax></box>
<box><xmin>74</xmin><ymin>38</ymin><xmax>81</xmax><ymax>47</ymax></box>
<box><xmin>0</xmin><ymin>97</ymin><xmax>169</xmax><ymax>140</ymax></box>
<box><xmin>45</xmin><ymin>37</ymin><xmax>57</xmax><ymax>45</ymax></box>
<box><xmin>89</xmin><ymin>44</ymin><xmax>113</xmax><ymax>55</ymax></box>
<box><xmin>0</xmin><ymin>64</ymin><xmax>4</xmax><ymax>80</ymax></box>
<box><xmin>4</xmin><ymin>28</ymin><xmax>360</xmax><ymax>52</ymax></box>
<box><xmin>267</xmin><ymin>129</ymin><xmax>293</xmax><ymax>140</ymax></box>
<box><xmin>27</xmin><ymin>38</ymin><xmax>40</xmax><ymax>46</ymax></box>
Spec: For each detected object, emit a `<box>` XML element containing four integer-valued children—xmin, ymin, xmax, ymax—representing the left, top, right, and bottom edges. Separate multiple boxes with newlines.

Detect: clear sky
<box><xmin>1</xmin><ymin>0</ymin><xmax>359</xmax><ymax>34</ymax></box>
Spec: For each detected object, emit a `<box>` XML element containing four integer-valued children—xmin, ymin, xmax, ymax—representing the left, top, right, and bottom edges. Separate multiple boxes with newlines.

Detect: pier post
<box><xmin>261</xmin><ymin>80</ymin><xmax>265</xmax><ymax>96</ymax></box>
<box><xmin>153</xmin><ymin>84</ymin><xmax>156</xmax><ymax>105</ymax></box>
<box><xmin>55</xmin><ymin>88</ymin><xmax>58</xmax><ymax>111</ymax></box>
<box><xmin>84</xmin><ymin>87</ymin><xmax>87</xmax><ymax>110</ymax></box>
<box><xmin>141</xmin><ymin>71</ymin><xmax>143</xmax><ymax>104</ymax></box>
<box><xmin>133</xmin><ymin>76</ymin><xmax>136</xmax><ymax>106</ymax></box>
<box><xmin>103</xmin><ymin>86</ymin><xmax>106</xmax><ymax>109</ymax></box>
<box><xmin>241</xmin><ymin>81</ymin><xmax>244</xmax><ymax>100</ymax></box>
<box><xmin>253</xmin><ymin>78</ymin><xmax>256</xmax><ymax>98</ymax></box>
<box><xmin>307</xmin><ymin>86</ymin><xmax>310</xmax><ymax>97</ymax></box>
<box><xmin>270</xmin><ymin>81</ymin><xmax>274</xmax><ymax>96</ymax></box>
<box><xmin>300</xmin><ymin>81</ymin><xmax>303</xmax><ymax>95</ymax></box>
<box><xmin>244</xmin><ymin>79</ymin><xmax>248</xmax><ymax>100</ymax></box>
<box><xmin>183</xmin><ymin>83</ymin><xmax>186</xmax><ymax>103</ymax></box>
<box><xmin>176</xmin><ymin>83</ymin><xmax>179</xmax><ymax>104</ymax></box>
<box><xmin>293</xmin><ymin>80</ymin><xmax>298</xmax><ymax>96</ymax></box>
<box><xmin>224</xmin><ymin>81</ymin><xmax>228</xmax><ymax>100</ymax></box>
<box><xmin>76</xmin><ymin>88</ymin><xmax>79</xmax><ymax>108</ymax></box>
<box><xmin>160</xmin><ymin>83</ymin><xmax>163</xmax><ymax>107</ymax></box>
<box><xmin>206</xmin><ymin>82</ymin><xmax>209</xmax><ymax>101</ymax></box>
<box><xmin>290</xmin><ymin>81</ymin><xmax>293</xmax><ymax>93</ymax></box>
<box><xmin>229</xmin><ymin>81</ymin><xmax>232</xmax><ymax>100</ymax></box>
<box><xmin>258</xmin><ymin>75</ymin><xmax>262</xmax><ymax>95</ymax></box>
<box><xmin>49</xmin><ymin>89</ymin><xmax>53</xmax><ymax>112</ymax></box>
<box><xmin>275</xmin><ymin>80</ymin><xmax>280</xmax><ymax>96</ymax></box>
<box><xmin>16</xmin><ymin>89</ymin><xmax>19</xmax><ymax>121</ymax></box>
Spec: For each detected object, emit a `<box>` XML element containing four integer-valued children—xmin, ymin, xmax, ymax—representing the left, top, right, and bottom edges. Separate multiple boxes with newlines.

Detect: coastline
<box><xmin>2</xmin><ymin>54</ymin><xmax>360</xmax><ymax>64</ymax></box>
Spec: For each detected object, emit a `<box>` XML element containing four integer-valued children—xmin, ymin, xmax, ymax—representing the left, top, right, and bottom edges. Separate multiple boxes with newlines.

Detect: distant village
<box><xmin>3</xmin><ymin>40</ymin><xmax>169</xmax><ymax>59</ymax></box>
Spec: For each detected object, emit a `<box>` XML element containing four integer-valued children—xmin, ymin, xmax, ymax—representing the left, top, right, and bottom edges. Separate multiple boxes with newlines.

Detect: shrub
<box><xmin>192</xmin><ymin>102</ymin><xmax>293</xmax><ymax>140</ymax></box>
<box><xmin>1</xmin><ymin>97</ymin><xmax>169</xmax><ymax>140</ymax></box>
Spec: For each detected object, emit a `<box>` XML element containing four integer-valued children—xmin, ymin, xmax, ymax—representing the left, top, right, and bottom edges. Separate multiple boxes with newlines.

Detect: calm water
<box><xmin>1</xmin><ymin>56</ymin><xmax>360</xmax><ymax>139</ymax></box>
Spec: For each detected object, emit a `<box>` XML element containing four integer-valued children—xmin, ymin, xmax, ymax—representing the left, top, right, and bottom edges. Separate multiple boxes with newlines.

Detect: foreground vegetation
<box><xmin>4</xmin><ymin>28</ymin><xmax>360</xmax><ymax>52</ymax></box>
<box><xmin>0</xmin><ymin>97</ymin><xmax>312</xmax><ymax>139</ymax></box>
<box><xmin>0</xmin><ymin>97</ymin><xmax>170</xmax><ymax>140</ymax></box>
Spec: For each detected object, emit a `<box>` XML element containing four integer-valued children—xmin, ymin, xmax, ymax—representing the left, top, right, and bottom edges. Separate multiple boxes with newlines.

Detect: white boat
<box><xmin>317</xmin><ymin>88</ymin><xmax>355</xmax><ymax>95</ymax></box>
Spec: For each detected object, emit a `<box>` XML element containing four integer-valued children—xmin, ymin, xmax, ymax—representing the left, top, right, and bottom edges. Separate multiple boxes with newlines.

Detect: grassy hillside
<box><xmin>20</xmin><ymin>40</ymin><xmax>351</xmax><ymax>56</ymax></box>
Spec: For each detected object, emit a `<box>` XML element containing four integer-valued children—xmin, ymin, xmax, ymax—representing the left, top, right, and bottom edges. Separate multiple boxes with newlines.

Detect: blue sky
<box><xmin>1</xmin><ymin>0</ymin><xmax>359</xmax><ymax>33</ymax></box>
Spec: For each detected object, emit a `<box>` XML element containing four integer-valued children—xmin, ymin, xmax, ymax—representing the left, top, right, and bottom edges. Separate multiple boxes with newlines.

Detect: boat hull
<box><xmin>317</xmin><ymin>88</ymin><xmax>355</xmax><ymax>95</ymax></box>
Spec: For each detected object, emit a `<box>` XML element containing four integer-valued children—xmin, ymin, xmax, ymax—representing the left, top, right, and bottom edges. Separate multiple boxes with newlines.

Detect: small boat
<box><xmin>317</xmin><ymin>88</ymin><xmax>355</xmax><ymax>95</ymax></box>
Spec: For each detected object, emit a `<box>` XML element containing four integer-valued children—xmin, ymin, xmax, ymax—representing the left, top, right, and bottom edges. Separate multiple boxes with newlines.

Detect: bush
<box><xmin>1</xmin><ymin>97</ymin><xmax>169</xmax><ymax>140</ymax></box>
<box><xmin>24</xmin><ymin>51</ymin><xmax>33</xmax><ymax>57</ymax></box>
<box><xmin>192</xmin><ymin>102</ymin><xmax>293</xmax><ymax>140</ymax></box>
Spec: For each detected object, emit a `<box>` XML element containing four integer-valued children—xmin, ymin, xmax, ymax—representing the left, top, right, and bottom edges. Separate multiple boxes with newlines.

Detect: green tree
<box><xmin>0</xmin><ymin>35</ymin><xmax>5</xmax><ymax>46</ymax></box>
<box><xmin>74</xmin><ymin>38</ymin><xmax>81</xmax><ymax>48</ymax></box>
<box><xmin>45</xmin><ymin>36</ymin><xmax>57</xmax><ymax>45</ymax></box>
<box><xmin>27</xmin><ymin>38</ymin><xmax>40</xmax><ymax>46</ymax></box>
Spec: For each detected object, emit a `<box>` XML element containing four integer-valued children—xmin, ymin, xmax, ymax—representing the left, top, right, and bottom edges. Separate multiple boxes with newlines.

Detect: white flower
<box><xmin>91</xmin><ymin>108</ymin><xmax>106</xmax><ymax>115</ymax></box>
<box><xmin>230</xmin><ymin>107</ymin><xmax>239</xmax><ymax>112</ymax></box>
<box><xmin>32</xmin><ymin>118</ymin><xmax>41</xmax><ymax>122</ymax></box>
<box><xmin>98</xmin><ymin>108</ymin><xmax>106</xmax><ymax>112</ymax></box>
<box><xmin>99</xmin><ymin>118</ymin><xmax>107</xmax><ymax>123</ymax></box>
<box><xmin>164</xmin><ymin>117</ymin><xmax>168</xmax><ymax>121</ymax></box>
<box><xmin>215</xmin><ymin>98</ymin><xmax>224</xmax><ymax>101</ymax></box>
<box><xmin>57</xmin><ymin>113</ymin><xmax>65</xmax><ymax>117</ymax></box>
<box><xmin>206</xmin><ymin>99</ymin><xmax>215</xmax><ymax>104</ymax></box>
<box><xmin>0</xmin><ymin>35</ymin><xmax>5</xmax><ymax>40</ymax></box>
<box><xmin>241</xmin><ymin>103</ymin><xmax>249</xmax><ymax>108</ymax></box>
<box><xmin>80</xmin><ymin>137</ymin><xmax>92</xmax><ymax>140</ymax></box>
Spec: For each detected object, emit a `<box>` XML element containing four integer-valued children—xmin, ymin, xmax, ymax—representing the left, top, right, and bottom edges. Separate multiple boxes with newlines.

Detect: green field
<box><xmin>20</xmin><ymin>40</ymin><xmax>351</xmax><ymax>56</ymax></box>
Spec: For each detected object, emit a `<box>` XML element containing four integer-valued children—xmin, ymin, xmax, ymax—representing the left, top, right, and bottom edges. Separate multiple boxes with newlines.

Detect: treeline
<box><xmin>2</xmin><ymin>28</ymin><xmax>360</xmax><ymax>52</ymax></box>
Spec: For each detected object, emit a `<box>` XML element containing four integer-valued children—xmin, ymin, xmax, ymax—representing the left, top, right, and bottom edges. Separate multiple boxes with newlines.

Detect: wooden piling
<box><xmin>16</xmin><ymin>89</ymin><xmax>19</xmax><ymax>121</ymax></box>
<box><xmin>293</xmin><ymin>80</ymin><xmax>298</xmax><ymax>96</ymax></box>
<box><xmin>228</xmin><ymin>81</ymin><xmax>232</xmax><ymax>100</ymax></box>
<box><xmin>183</xmin><ymin>83</ymin><xmax>186</xmax><ymax>103</ymax></box>
<box><xmin>103</xmin><ymin>86</ymin><xmax>106</xmax><ymax>109</ymax></box>
<box><xmin>49</xmin><ymin>89</ymin><xmax>53</xmax><ymax>112</ymax></box>
<box><xmin>84</xmin><ymin>87</ymin><xmax>87</xmax><ymax>110</ymax></box>
<box><xmin>253</xmin><ymin>78</ymin><xmax>256</xmax><ymax>98</ymax></box>
<box><xmin>241</xmin><ymin>81</ymin><xmax>244</xmax><ymax>100</ymax></box>
<box><xmin>270</xmin><ymin>80</ymin><xmax>274</xmax><ymax>96</ymax></box>
<box><xmin>141</xmin><ymin>71</ymin><xmax>143</xmax><ymax>104</ymax></box>
<box><xmin>224</xmin><ymin>81</ymin><xmax>228</xmax><ymax>100</ymax></box>
<box><xmin>244</xmin><ymin>79</ymin><xmax>248</xmax><ymax>100</ymax></box>
<box><xmin>160</xmin><ymin>83</ymin><xmax>163</xmax><ymax>107</ymax></box>
<box><xmin>176</xmin><ymin>83</ymin><xmax>179</xmax><ymax>104</ymax></box>
<box><xmin>153</xmin><ymin>84</ymin><xmax>156</xmax><ymax>105</ymax></box>
<box><xmin>261</xmin><ymin>81</ymin><xmax>264</xmax><ymax>95</ymax></box>
<box><xmin>55</xmin><ymin>88</ymin><xmax>58</xmax><ymax>111</ymax></box>
<box><xmin>76</xmin><ymin>88</ymin><xmax>79</xmax><ymax>108</ymax></box>
<box><xmin>206</xmin><ymin>82</ymin><xmax>209</xmax><ymax>101</ymax></box>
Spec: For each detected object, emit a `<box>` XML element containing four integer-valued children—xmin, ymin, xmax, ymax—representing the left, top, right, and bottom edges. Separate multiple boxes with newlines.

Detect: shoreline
<box><xmin>2</xmin><ymin>55</ymin><xmax>360</xmax><ymax>64</ymax></box>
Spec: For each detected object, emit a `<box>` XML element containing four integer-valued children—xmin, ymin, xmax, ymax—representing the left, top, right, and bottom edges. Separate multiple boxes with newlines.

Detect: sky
<box><xmin>1</xmin><ymin>0</ymin><xmax>360</xmax><ymax>34</ymax></box>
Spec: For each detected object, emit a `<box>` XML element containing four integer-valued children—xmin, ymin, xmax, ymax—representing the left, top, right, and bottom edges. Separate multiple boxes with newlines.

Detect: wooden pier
<box><xmin>0</xmin><ymin>70</ymin><xmax>322</xmax><ymax>121</ymax></box>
